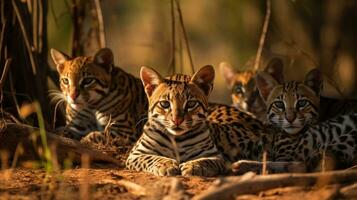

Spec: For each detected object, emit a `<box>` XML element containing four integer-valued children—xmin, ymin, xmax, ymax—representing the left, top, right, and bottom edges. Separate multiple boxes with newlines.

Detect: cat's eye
<box><xmin>273</xmin><ymin>101</ymin><xmax>285</xmax><ymax>110</ymax></box>
<box><xmin>61</xmin><ymin>78</ymin><xmax>69</xmax><ymax>85</ymax></box>
<box><xmin>159</xmin><ymin>101</ymin><xmax>170</xmax><ymax>109</ymax></box>
<box><xmin>186</xmin><ymin>100</ymin><xmax>198</xmax><ymax>110</ymax></box>
<box><xmin>81</xmin><ymin>78</ymin><xmax>95</xmax><ymax>87</ymax></box>
<box><xmin>296</xmin><ymin>99</ymin><xmax>309</xmax><ymax>109</ymax></box>
<box><xmin>233</xmin><ymin>83</ymin><xmax>244</xmax><ymax>94</ymax></box>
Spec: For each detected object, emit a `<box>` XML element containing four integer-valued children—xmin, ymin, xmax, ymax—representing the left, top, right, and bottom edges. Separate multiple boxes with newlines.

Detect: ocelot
<box><xmin>256</xmin><ymin>68</ymin><xmax>357</xmax><ymax>171</ymax></box>
<box><xmin>220</xmin><ymin>58</ymin><xmax>284</xmax><ymax>122</ymax></box>
<box><xmin>50</xmin><ymin>48</ymin><xmax>148</xmax><ymax>148</ymax></box>
<box><xmin>126</xmin><ymin>65</ymin><xmax>271</xmax><ymax>176</ymax></box>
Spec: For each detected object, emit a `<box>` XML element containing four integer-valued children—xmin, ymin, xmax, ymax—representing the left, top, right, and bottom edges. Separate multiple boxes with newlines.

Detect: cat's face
<box><xmin>140</xmin><ymin>66</ymin><xmax>214</xmax><ymax>136</ymax></box>
<box><xmin>220</xmin><ymin>58</ymin><xmax>284</xmax><ymax>111</ymax></box>
<box><xmin>51</xmin><ymin>48</ymin><xmax>113</xmax><ymax>109</ymax></box>
<box><xmin>256</xmin><ymin>69</ymin><xmax>322</xmax><ymax>134</ymax></box>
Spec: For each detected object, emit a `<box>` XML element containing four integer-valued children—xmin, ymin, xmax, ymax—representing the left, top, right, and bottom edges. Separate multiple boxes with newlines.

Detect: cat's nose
<box><xmin>70</xmin><ymin>91</ymin><xmax>79</xmax><ymax>100</ymax></box>
<box><xmin>285</xmin><ymin>113</ymin><xmax>296</xmax><ymax>123</ymax></box>
<box><xmin>172</xmin><ymin>117</ymin><xmax>183</xmax><ymax>126</ymax></box>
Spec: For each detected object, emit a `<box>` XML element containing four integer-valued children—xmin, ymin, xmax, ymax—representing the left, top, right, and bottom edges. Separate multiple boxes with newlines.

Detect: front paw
<box><xmin>80</xmin><ymin>131</ymin><xmax>106</xmax><ymax>146</ymax></box>
<box><xmin>180</xmin><ymin>162</ymin><xmax>208</xmax><ymax>176</ymax></box>
<box><xmin>180</xmin><ymin>158</ymin><xmax>226</xmax><ymax>177</ymax></box>
<box><xmin>153</xmin><ymin>159</ymin><xmax>180</xmax><ymax>176</ymax></box>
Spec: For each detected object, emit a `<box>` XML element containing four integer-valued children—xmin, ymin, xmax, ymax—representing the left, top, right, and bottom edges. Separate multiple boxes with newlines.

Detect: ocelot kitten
<box><xmin>256</xmin><ymin>69</ymin><xmax>357</xmax><ymax>170</ymax></box>
<box><xmin>126</xmin><ymin>65</ymin><xmax>271</xmax><ymax>176</ymax></box>
<box><xmin>50</xmin><ymin>48</ymin><xmax>148</xmax><ymax>147</ymax></box>
<box><xmin>220</xmin><ymin>58</ymin><xmax>284</xmax><ymax>122</ymax></box>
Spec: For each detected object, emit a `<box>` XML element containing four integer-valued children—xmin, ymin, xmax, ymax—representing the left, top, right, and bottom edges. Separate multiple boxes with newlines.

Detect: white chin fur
<box><xmin>167</xmin><ymin>128</ymin><xmax>186</xmax><ymax>136</ymax></box>
<box><xmin>69</xmin><ymin>103</ymin><xmax>81</xmax><ymax>110</ymax></box>
<box><xmin>283</xmin><ymin>126</ymin><xmax>302</xmax><ymax>134</ymax></box>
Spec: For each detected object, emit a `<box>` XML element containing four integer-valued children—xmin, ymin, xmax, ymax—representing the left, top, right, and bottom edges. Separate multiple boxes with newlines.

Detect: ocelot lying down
<box><xmin>127</xmin><ymin>66</ymin><xmax>357</xmax><ymax>176</ymax></box>
<box><xmin>50</xmin><ymin>48</ymin><xmax>148</xmax><ymax>150</ymax></box>
<box><xmin>221</xmin><ymin>57</ymin><xmax>357</xmax><ymax>123</ymax></box>
<box><xmin>126</xmin><ymin>65</ymin><xmax>271</xmax><ymax>176</ymax></box>
<box><xmin>241</xmin><ymin>68</ymin><xmax>357</xmax><ymax>173</ymax></box>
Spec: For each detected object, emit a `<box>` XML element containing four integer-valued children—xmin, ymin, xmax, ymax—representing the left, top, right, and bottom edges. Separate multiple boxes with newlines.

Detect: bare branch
<box><xmin>174</xmin><ymin>0</ymin><xmax>194</xmax><ymax>74</ymax></box>
<box><xmin>93</xmin><ymin>0</ymin><xmax>106</xmax><ymax>48</ymax></box>
<box><xmin>12</xmin><ymin>0</ymin><xmax>37</xmax><ymax>74</ymax></box>
<box><xmin>253</xmin><ymin>0</ymin><xmax>271</xmax><ymax>71</ymax></box>
<box><xmin>0</xmin><ymin>58</ymin><xmax>11</xmax><ymax>90</ymax></box>
<box><xmin>194</xmin><ymin>170</ymin><xmax>357</xmax><ymax>200</ymax></box>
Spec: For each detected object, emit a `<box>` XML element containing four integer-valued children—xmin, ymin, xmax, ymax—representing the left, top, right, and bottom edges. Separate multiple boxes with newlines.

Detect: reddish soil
<box><xmin>0</xmin><ymin>166</ymin><xmax>351</xmax><ymax>200</ymax></box>
<box><xmin>0</xmin><ymin>167</ymin><xmax>215</xmax><ymax>199</ymax></box>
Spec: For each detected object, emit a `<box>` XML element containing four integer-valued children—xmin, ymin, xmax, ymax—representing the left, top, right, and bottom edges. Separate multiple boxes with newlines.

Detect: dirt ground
<box><xmin>0</xmin><ymin>121</ymin><xmax>355</xmax><ymax>200</ymax></box>
<box><xmin>0</xmin><ymin>166</ymin><xmax>352</xmax><ymax>200</ymax></box>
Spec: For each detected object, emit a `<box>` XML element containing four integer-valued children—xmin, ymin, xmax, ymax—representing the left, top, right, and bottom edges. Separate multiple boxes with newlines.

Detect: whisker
<box><xmin>52</xmin><ymin>99</ymin><xmax>65</xmax><ymax>130</ymax></box>
<box><xmin>135</xmin><ymin>117</ymin><xmax>148</xmax><ymax>128</ymax></box>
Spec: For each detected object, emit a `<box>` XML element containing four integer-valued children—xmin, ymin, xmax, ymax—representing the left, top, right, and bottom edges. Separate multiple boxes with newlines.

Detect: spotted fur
<box><xmin>126</xmin><ymin>66</ymin><xmax>270</xmax><ymax>176</ymax></box>
<box><xmin>257</xmin><ymin>69</ymin><xmax>357</xmax><ymax>170</ymax></box>
<box><xmin>50</xmin><ymin>48</ymin><xmax>148</xmax><ymax>147</ymax></box>
<box><xmin>256</xmin><ymin>68</ymin><xmax>321</xmax><ymax>134</ymax></box>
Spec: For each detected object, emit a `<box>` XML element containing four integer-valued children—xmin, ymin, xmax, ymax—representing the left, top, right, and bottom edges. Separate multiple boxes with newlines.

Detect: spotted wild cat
<box><xmin>126</xmin><ymin>65</ymin><xmax>271</xmax><ymax>176</ymax></box>
<box><xmin>255</xmin><ymin>69</ymin><xmax>357</xmax><ymax>170</ymax></box>
<box><xmin>220</xmin><ymin>58</ymin><xmax>284</xmax><ymax>122</ymax></box>
<box><xmin>50</xmin><ymin>48</ymin><xmax>148</xmax><ymax>147</ymax></box>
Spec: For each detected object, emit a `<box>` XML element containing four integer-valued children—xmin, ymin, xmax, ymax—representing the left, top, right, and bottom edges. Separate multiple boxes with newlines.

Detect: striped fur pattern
<box><xmin>220</xmin><ymin>58</ymin><xmax>284</xmax><ymax>122</ymax></box>
<box><xmin>126</xmin><ymin>66</ymin><xmax>226</xmax><ymax>176</ymax></box>
<box><xmin>126</xmin><ymin>65</ymin><xmax>271</xmax><ymax>176</ymax></box>
<box><xmin>257</xmin><ymin>69</ymin><xmax>357</xmax><ymax>170</ymax></box>
<box><xmin>50</xmin><ymin>48</ymin><xmax>148</xmax><ymax>147</ymax></box>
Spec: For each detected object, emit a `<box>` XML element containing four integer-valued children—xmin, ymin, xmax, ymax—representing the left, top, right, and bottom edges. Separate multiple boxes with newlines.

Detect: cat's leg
<box><xmin>80</xmin><ymin>131</ymin><xmax>107</xmax><ymax>146</ymax></box>
<box><xmin>126</xmin><ymin>153</ymin><xmax>180</xmax><ymax>176</ymax></box>
<box><xmin>231</xmin><ymin>160</ymin><xmax>306</xmax><ymax>174</ymax></box>
<box><xmin>179</xmin><ymin>156</ymin><xmax>226</xmax><ymax>177</ymax></box>
<box><xmin>63</xmin><ymin>106</ymin><xmax>97</xmax><ymax>140</ymax></box>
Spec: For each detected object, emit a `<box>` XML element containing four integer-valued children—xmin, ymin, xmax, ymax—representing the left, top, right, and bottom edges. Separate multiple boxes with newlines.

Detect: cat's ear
<box><xmin>219</xmin><ymin>62</ymin><xmax>236</xmax><ymax>88</ymax></box>
<box><xmin>140</xmin><ymin>66</ymin><xmax>163</xmax><ymax>97</ymax></box>
<box><xmin>304</xmin><ymin>68</ymin><xmax>323</xmax><ymax>96</ymax></box>
<box><xmin>94</xmin><ymin>48</ymin><xmax>114</xmax><ymax>73</ymax></box>
<box><xmin>191</xmin><ymin>65</ymin><xmax>215</xmax><ymax>96</ymax></box>
<box><xmin>256</xmin><ymin>71</ymin><xmax>279</xmax><ymax>102</ymax></box>
<box><xmin>264</xmin><ymin>58</ymin><xmax>284</xmax><ymax>84</ymax></box>
<box><xmin>51</xmin><ymin>48</ymin><xmax>70</xmax><ymax>73</ymax></box>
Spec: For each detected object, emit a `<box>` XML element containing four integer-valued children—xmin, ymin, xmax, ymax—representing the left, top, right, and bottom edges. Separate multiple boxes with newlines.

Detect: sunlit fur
<box><xmin>51</xmin><ymin>48</ymin><xmax>148</xmax><ymax>145</ymax></box>
<box><xmin>220</xmin><ymin>62</ymin><xmax>256</xmax><ymax>111</ymax></box>
<box><xmin>220</xmin><ymin>58</ymin><xmax>284</xmax><ymax>122</ymax></box>
<box><xmin>127</xmin><ymin>66</ymin><xmax>226</xmax><ymax>176</ymax></box>
<box><xmin>148</xmin><ymin>74</ymin><xmax>208</xmax><ymax>136</ymax></box>
<box><xmin>57</xmin><ymin>56</ymin><xmax>111</xmax><ymax>108</ymax></box>
<box><xmin>126</xmin><ymin>66</ymin><xmax>272</xmax><ymax>176</ymax></box>
<box><xmin>266</xmin><ymin>81</ymin><xmax>319</xmax><ymax>134</ymax></box>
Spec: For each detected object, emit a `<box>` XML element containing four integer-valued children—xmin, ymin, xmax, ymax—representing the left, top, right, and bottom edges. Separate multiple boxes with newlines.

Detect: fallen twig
<box><xmin>101</xmin><ymin>179</ymin><xmax>147</xmax><ymax>196</ymax></box>
<box><xmin>193</xmin><ymin>169</ymin><xmax>357</xmax><ymax>200</ymax></box>
<box><xmin>0</xmin><ymin>121</ymin><xmax>121</xmax><ymax>166</ymax></box>
<box><xmin>340</xmin><ymin>183</ymin><xmax>357</xmax><ymax>198</ymax></box>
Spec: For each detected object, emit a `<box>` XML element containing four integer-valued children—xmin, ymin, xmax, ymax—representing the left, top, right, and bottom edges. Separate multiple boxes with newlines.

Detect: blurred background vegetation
<box><xmin>2</xmin><ymin>0</ymin><xmax>357</xmax><ymax>126</ymax></box>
